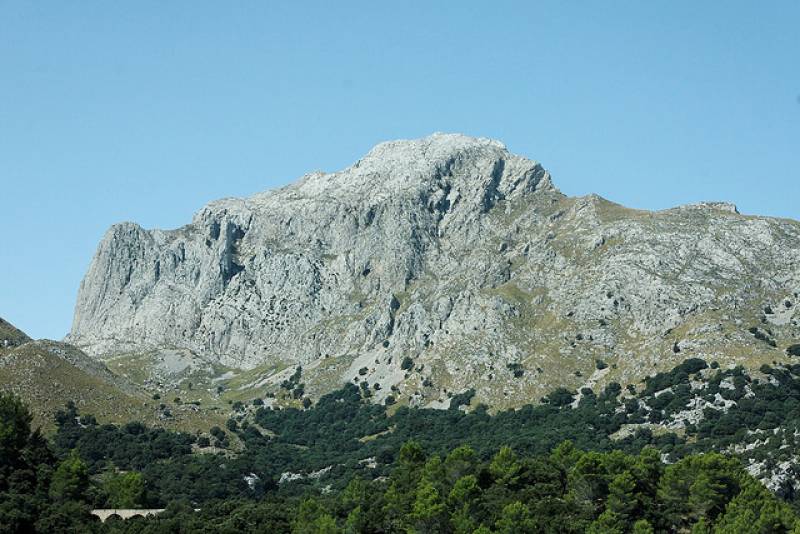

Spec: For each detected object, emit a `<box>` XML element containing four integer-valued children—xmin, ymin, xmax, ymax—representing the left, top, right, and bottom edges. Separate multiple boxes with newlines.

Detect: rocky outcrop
<box><xmin>68</xmin><ymin>133</ymin><xmax>800</xmax><ymax>407</ymax></box>
<box><xmin>0</xmin><ymin>317</ymin><xmax>31</xmax><ymax>349</ymax></box>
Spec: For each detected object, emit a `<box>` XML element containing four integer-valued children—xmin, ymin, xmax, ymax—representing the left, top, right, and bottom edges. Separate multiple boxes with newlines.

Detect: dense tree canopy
<box><xmin>4</xmin><ymin>358</ymin><xmax>800</xmax><ymax>532</ymax></box>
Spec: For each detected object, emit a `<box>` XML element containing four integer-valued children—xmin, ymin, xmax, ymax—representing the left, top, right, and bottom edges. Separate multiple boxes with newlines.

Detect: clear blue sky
<box><xmin>1</xmin><ymin>2</ymin><xmax>798</xmax><ymax>340</ymax></box>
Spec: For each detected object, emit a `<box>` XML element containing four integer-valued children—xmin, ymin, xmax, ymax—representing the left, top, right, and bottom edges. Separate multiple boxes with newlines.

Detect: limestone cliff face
<box><xmin>69</xmin><ymin>133</ymin><xmax>800</xmax><ymax>407</ymax></box>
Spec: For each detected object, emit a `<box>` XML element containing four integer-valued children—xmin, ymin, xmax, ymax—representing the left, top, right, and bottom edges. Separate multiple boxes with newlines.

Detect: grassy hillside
<box><xmin>0</xmin><ymin>341</ymin><xmax>151</xmax><ymax>430</ymax></box>
<box><xmin>0</xmin><ymin>317</ymin><xmax>227</xmax><ymax>433</ymax></box>
<box><xmin>0</xmin><ymin>316</ymin><xmax>31</xmax><ymax>350</ymax></box>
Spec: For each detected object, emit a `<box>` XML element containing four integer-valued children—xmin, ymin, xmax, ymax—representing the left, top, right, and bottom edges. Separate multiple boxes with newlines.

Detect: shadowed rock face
<box><xmin>68</xmin><ymin>133</ymin><xmax>800</xmax><ymax>408</ymax></box>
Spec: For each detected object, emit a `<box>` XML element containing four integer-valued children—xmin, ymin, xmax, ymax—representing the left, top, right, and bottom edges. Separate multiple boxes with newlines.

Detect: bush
<box><xmin>450</xmin><ymin>389</ymin><xmax>475</xmax><ymax>410</ymax></box>
<box><xmin>543</xmin><ymin>387</ymin><xmax>574</xmax><ymax>406</ymax></box>
<box><xmin>506</xmin><ymin>362</ymin><xmax>525</xmax><ymax>378</ymax></box>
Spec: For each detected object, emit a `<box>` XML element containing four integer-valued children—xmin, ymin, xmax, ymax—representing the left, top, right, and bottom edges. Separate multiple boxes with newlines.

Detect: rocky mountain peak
<box><xmin>677</xmin><ymin>201</ymin><xmax>740</xmax><ymax>214</ymax></box>
<box><xmin>69</xmin><ymin>135</ymin><xmax>800</xmax><ymax>410</ymax></box>
<box><xmin>290</xmin><ymin>133</ymin><xmax>554</xmax><ymax>199</ymax></box>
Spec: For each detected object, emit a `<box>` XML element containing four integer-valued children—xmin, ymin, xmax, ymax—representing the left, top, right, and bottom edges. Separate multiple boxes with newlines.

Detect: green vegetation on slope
<box><xmin>4</xmin><ymin>357</ymin><xmax>800</xmax><ymax>532</ymax></box>
<box><xmin>3</xmin><ymin>388</ymin><xmax>800</xmax><ymax>533</ymax></box>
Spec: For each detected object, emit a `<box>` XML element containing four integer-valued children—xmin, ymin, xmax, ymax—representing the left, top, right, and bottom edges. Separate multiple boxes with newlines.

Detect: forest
<box><xmin>2</xmin><ymin>358</ymin><xmax>800</xmax><ymax>532</ymax></box>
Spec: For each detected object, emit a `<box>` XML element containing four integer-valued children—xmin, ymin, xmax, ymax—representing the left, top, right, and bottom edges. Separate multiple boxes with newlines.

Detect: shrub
<box><xmin>543</xmin><ymin>387</ymin><xmax>574</xmax><ymax>406</ymax></box>
<box><xmin>450</xmin><ymin>389</ymin><xmax>475</xmax><ymax>410</ymax></box>
<box><xmin>506</xmin><ymin>362</ymin><xmax>524</xmax><ymax>378</ymax></box>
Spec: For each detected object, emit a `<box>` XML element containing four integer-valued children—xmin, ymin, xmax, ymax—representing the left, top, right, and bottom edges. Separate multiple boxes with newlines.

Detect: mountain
<box><xmin>68</xmin><ymin>134</ymin><xmax>800</xmax><ymax>409</ymax></box>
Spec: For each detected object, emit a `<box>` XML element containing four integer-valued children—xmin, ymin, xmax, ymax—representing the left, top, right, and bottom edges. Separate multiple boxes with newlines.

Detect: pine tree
<box><xmin>411</xmin><ymin>479</ymin><xmax>445</xmax><ymax>534</ymax></box>
<box><xmin>606</xmin><ymin>471</ymin><xmax>637</xmax><ymax>520</ymax></box>
<box><xmin>49</xmin><ymin>451</ymin><xmax>89</xmax><ymax>503</ymax></box>
<box><xmin>104</xmin><ymin>471</ymin><xmax>146</xmax><ymax>508</ymax></box>
<box><xmin>489</xmin><ymin>446</ymin><xmax>520</xmax><ymax>486</ymax></box>
<box><xmin>444</xmin><ymin>445</ymin><xmax>476</xmax><ymax>484</ymax></box>
<box><xmin>495</xmin><ymin>501</ymin><xmax>538</xmax><ymax>534</ymax></box>
<box><xmin>632</xmin><ymin>519</ymin><xmax>655</xmax><ymax>534</ymax></box>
